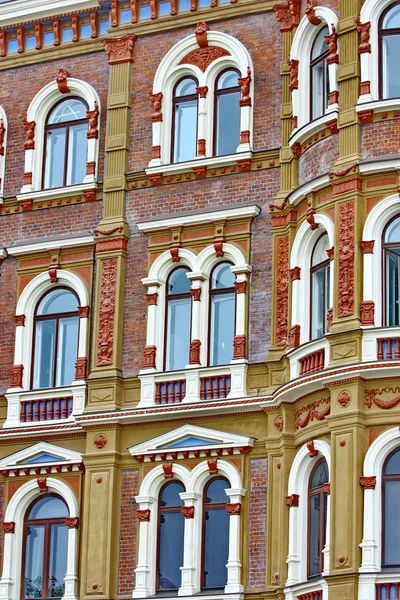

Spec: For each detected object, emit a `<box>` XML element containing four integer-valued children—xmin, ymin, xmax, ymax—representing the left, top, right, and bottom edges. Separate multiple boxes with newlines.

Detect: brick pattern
<box><xmin>118</xmin><ymin>470</ymin><xmax>139</xmax><ymax>595</ymax></box>
<box><xmin>248</xmin><ymin>457</ymin><xmax>268</xmax><ymax>588</ymax></box>
<box><xmin>0</xmin><ymin>484</ymin><xmax>4</xmax><ymax>576</ymax></box>
<box><xmin>298</xmin><ymin>134</ymin><xmax>339</xmax><ymax>186</ymax></box>
<box><xmin>362</xmin><ymin>120</ymin><xmax>400</xmax><ymax>159</ymax></box>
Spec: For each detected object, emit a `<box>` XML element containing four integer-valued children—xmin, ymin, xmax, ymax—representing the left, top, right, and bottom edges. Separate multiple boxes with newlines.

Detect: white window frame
<box><xmin>133</xmin><ymin>459</ymin><xmax>245</xmax><ymax>599</ymax></box>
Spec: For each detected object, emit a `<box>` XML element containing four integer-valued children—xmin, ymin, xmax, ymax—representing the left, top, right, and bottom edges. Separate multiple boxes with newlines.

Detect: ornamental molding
<box><xmin>0</xmin><ymin>441</ymin><xmax>83</xmax><ymax>477</ymax></box>
<box><xmin>97</xmin><ymin>258</ymin><xmax>117</xmax><ymax>366</ymax></box>
<box><xmin>295</xmin><ymin>397</ymin><xmax>330</xmax><ymax>429</ymax></box>
<box><xmin>365</xmin><ymin>387</ymin><xmax>400</xmax><ymax>410</ymax></box>
<box><xmin>338</xmin><ymin>202</ymin><xmax>355</xmax><ymax>318</ymax></box>
<box><xmin>103</xmin><ymin>33</ymin><xmax>136</xmax><ymax>65</ymax></box>
<box><xmin>275</xmin><ymin>236</ymin><xmax>289</xmax><ymax>346</ymax></box>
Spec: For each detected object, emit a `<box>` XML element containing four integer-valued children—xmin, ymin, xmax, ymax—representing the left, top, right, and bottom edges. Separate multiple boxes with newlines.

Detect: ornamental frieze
<box><xmin>295</xmin><ymin>397</ymin><xmax>330</xmax><ymax>429</ymax></box>
<box><xmin>365</xmin><ymin>387</ymin><xmax>400</xmax><ymax>410</ymax></box>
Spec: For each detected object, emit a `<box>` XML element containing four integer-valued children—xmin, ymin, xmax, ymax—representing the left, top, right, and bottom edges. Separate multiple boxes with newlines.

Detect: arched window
<box><xmin>32</xmin><ymin>288</ymin><xmax>79</xmax><ymax>389</ymax></box>
<box><xmin>157</xmin><ymin>481</ymin><xmax>185</xmax><ymax>591</ymax></box>
<box><xmin>23</xmin><ymin>495</ymin><xmax>69</xmax><ymax>600</ymax></box>
<box><xmin>165</xmin><ymin>268</ymin><xmax>192</xmax><ymax>370</ymax></box>
<box><xmin>43</xmin><ymin>98</ymin><xmax>88</xmax><ymax>189</ymax></box>
<box><xmin>310</xmin><ymin>26</ymin><xmax>330</xmax><ymax>121</ymax></box>
<box><xmin>382</xmin><ymin>447</ymin><xmax>400</xmax><ymax>566</ymax></box>
<box><xmin>383</xmin><ymin>216</ymin><xmax>400</xmax><ymax>326</ymax></box>
<box><xmin>310</xmin><ymin>233</ymin><xmax>330</xmax><ymax>340</ymax></box>
<box><xmin>202</xmin><ymin>477</ymin><xmax>230</xmax><ymax>590</ymax></box>
<box><xmin>213</xmin><ymin>69</ymin><xmax>241</xmax><ymax>157</ymax></box>
<box><xmin>172</xmin><ymin>78</ymin><xmax>198</xmax><ymax>163</ymax></box>
<box><xmin>380</xmin><ymin>3</ymin><xmax>400</xmax><ymax>99</ymax></box>
<box><xmin>308</xmin><ymin>459</ymin><xmax>329</xmax><ymax>578</ymax></box>
<box><xmin>209</xmin><ymin>262</ymin><xmax>236</xmax><ymax>366</ymax></box>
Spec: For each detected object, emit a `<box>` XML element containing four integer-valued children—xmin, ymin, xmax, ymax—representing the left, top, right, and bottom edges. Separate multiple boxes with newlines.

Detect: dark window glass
<box><xmin>380</xmin><ymin>3</ymin><xmax>400</xmax><ymax>99</ymax></box>
<box><xmin>310</xmin><ymin>27</ymin><xmax>330</xmax><ymax>120</ymax></box>
<box><xmin>23</xmin><ymin>495</ymin><xmax>69</xmax><ymax>600</ymax></box>
<box><xmin>383</xmin><ymin>216</ymin><xmax>400</xmax><ymax>326</ymax></box>
<box><xmin>383</xmin><ymin>448</ymin><xmax>400</xmax><ymax>566</ymax></box>
<box><xmin>172</xmin><ymin>78</ymin><xmax>198</xmax><ymax>163</ymax></box>
<box><xmin>157</xmin><ymin>481</ymin><xmax>185</xmax><ymax>591</ymax></box>
<box><xmin>209</xmin><ymin>263</ymin><xmax>236</xmax><ymax>366</ymax></box>
<box><xmin>165</xmin><ymin>268</ymin><xmax>192</xmax><ymax>371</ymax></box>
<box><xmin>310</xmin><ymin>234</ymin><xmax>330</xmax><ymax>340</ymax></box>
<box><xmin>32</xmin><ymin>289</ymin><xmax>79</xmax><ymax>389</ymax></box>
<box><xmin>202</xmin><ymin>478</ymin><xmax>230</xmax><ymax>589</ymax></box>
<box><xmin>308</xmin><ymin>459</ymin><xmax>329</xmax><ymax>579</ymax></box>
<box><xmin>43</xmin><ymin>98</ymin><xmax>88</xmax><ymax>189</ymax></box>
<box><xmin>214</xmin><ymin>69</ymin><xmax>241</xmax><ymax>156</ymax></box>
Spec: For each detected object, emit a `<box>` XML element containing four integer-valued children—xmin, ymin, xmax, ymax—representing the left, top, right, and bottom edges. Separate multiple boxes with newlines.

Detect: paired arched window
<box><xmin>209</xmin><ymin>262</ymin><xmax>236</xmax><ymax>366</ymax></box>
<box><xmin>202</xmin><ymin>477</ymin><xmax>230</xmax><ymax>589</ymax></box>
<box><xmin>172</xmin><ymin>78</ymin><xmax>199</xmax><ymax>163</ymax></box>
<box><xmin>23</xmin><ymin>495</ymin><xmax>69</xmax><ymax>600</ymax></box>
<box><xmin>214</xmin><ymin>69</ymin><xmax>241</xmax><ymax>157</ymax></box>
<box><xmin>310</xmin><ymin>233</ymin><xmax>330</xmax><ymax>340</ymax></box>
<box><xmin>32</xmin><ymin>288</ymin><xmax>79</xmax><ymax>389</ymax></box>
<box><xmin>379</xmin><ymin>3</ymin><xmax>400</xmax><ymax>99</ymax></box>
<box><xmin>310</xmin><ymin>27</ymin><xmax>330</xmax><ymax>121</ymax></box>
<box><xmin>383</xmin><ymin>215</ymin><xmax>400</xmax><ymax>326</ymax></box>
<box><xmin>44</xmin><ymin>98</ymin><xmax>88</xmax><ymax>189</ymax></box>
<box><xmin>308</xmin><ymin>459</ymin><xmax>329</xmax><ymax>578</ymax></box>
<box><xmin>382</xmin><ymin>447</ymin><xmax>400</xmax><ymax>567</ymax></box>
<box><xmin>165</xmin><ymin>268</ymin><xmax>192</xmax><ymax>371</ymax></box>
<box><xmin>157</xmin><ymin>481</ymin><xmax>186</xmax><ymax>591</ymax></box>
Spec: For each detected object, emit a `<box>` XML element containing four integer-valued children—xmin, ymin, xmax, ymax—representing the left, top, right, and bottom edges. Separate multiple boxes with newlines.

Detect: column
<box><xmin>179</xmin><ymin>492</ymin><xmax>201</xmax><ymax>595</ymax></box>
<box><xmin>133</xmin><ymin>496</ymin><xmax>157</xmax><ymax>598</ymax></box>
<box><xmin>224</xmin><ymin>487</ymin><xmax>245</xmax><ymax>594</ymax></box>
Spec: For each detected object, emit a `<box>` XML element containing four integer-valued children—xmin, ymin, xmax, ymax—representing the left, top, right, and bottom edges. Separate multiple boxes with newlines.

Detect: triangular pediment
<box><xmin>128</xmin><ymin>424</ymin><xmax>254</xmax><ymax>462</ymax></box>
<box><xmin>0</xmin><ymin>442</ymin><xmax>83</xmax><ymax>476</ymax></box>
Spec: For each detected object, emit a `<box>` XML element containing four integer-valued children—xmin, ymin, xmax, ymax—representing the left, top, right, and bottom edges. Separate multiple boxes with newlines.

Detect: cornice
<box><xmin>0</xmin><ymin>0</ymin><xmax>97</xmax><ymax>28</ymax></box>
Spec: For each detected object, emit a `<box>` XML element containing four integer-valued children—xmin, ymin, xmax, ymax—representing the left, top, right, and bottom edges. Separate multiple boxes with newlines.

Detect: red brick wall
<box><xmin>128</xmin><ymin>12</ymin><xmax>282</xmax><ymax>173</ymax></box>
<box><xmin>118</xmin><ymin>470</ymin><xmax>139</xmax><ymax>595</ymax></box>
<box><xmin>248</xmin><ymin>457</ymin><xmax>268</xmax><ymax>588</ymax></box>
<box><xmin>362</xmin><ymin>120</ymin><xmax>400</xmax><ymax>159</ymax></box>
<box><xmin>298</xmin><ymin>134</ymin><xmax>339</xmax><ymax>186</ymax></box>
<box><xmin>0</xmin><ymin>257</ymin><xmax>17</xmax><ymax>396</ymax></box>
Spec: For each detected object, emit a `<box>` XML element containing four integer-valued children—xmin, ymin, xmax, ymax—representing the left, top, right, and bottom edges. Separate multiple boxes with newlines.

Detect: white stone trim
<box><xmin>290</xmin><ymin>9</ymin><xmax>339</xmax><ymax>130</ymax></box>
<box><xmin>146</xmin><ymin>151</ymin><xmax>253</xmax><ymax>178</ymax></box>
<box><xmin>0</xmin><ymin>0</ymin><xmax>97</xmax><ymax>27</ymax></box>
<box><xmin>286</xmin><ymin>440</ymin><xmax>331</xmax><ymax>587</ymax></box>
<box><xmin>362</xmin><ymin>193</ymin><xmax>399</xmax><ymax>327</ymax></box>
<box><xmin>0</xmin><ymin>441</ymin><xmax>82</xmax><ymax>469</ymax></box>
<box><xmin>290</xmin><ymin>215</ymin><xmax>334</xmax><ymax>344</ymax></box>
<box><xmin>17</xmin><ymin>181</ymin><xmax>97</xmax><ymax>205</ymax></box>
<box><xmin>0</xmin><ymin>477</ymin><xmax>79</xmax><ymax>600</ymax></box>
<box><xmin>358</xmin><ymin>0</ymin><xmax>398</xmax><ymax>103</ymax></box>
<box><xmin>149</xmin><ymin>31</ymin><xmax>254</xmax><ymax>168</ymax></box>
<box><xmin>284</xmin><ymin>579</ymin><xmax>328</xmax><ymax>600</ymax></box>
<box><xmin>289</xmin><ymin>109</ymin><xmax>339</xmax><ymax>149</ymax></box>
<box><xmin>359</xmin><ymin>156</ymin><xmax>400</xmax><ymax>175</ymax></box>
<box><xmin>6</xmin><ymin>234</ymin><xmax>94</xmax><ymax>257</ymax></box>
<box><xmin>21</xmin><ymin>78</ymin><xmax>100</xmax><ymax>194</ymax></box>
<box><xmin>0</xmin><ymin>105</ymin><xmax>8</xmax><ymax>202</ymax></box>
<box><xmin>287</xmin><ymin>174</ymin><xmax>331</xmax><ymax>207</ymax></box>
<box><xmin>287</xmin><ymin>337</ymin><xmax>330</xmax><ymax>380</ymax></box>
<box><xmin>133</xmin><ymin>458</ymin><xmax>244</xmax><ymax>598</ymax></box>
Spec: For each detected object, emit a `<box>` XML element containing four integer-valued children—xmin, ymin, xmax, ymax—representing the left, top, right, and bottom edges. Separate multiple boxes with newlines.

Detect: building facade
<box><xmin>0</xmin><ymin>0</ymin><xmax>399</xmax><ymax>599</ymax></box>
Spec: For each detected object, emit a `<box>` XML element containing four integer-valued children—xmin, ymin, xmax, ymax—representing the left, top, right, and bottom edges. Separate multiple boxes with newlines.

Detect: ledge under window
<box><xmin>289</xmin><ymin>108</ymin><xmax>339</xmax><ymax>150</ymax></box>
<box><xmin>145</xmin><ymin>151</ymin><xmax>253</xmax><ymax>179</ymax></box>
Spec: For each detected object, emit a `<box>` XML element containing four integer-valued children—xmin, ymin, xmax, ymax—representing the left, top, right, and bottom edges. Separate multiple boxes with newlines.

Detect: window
<box><xmin>214</xmin><ymin>70</ymin><xmax>241</xmax><ymax>156</ymax></box>
<box><xmin>380</xmin><ymin>3</ymin><xmax>400</xmax><ymax>99</ymax></box>
<box><xmin>32</xmin><ymin>288</ymin><xmax>79</xmax><ymax>389</ymax></box>
<box><xmin>209</xmin><ymin>262</ymin><xmax>236</xmax><ymax>366</ymax></box>
<box><xmin>383</xmin><ymin>216</ymin><xmax>400</xmax><ymax>326</ymax></box>
<box><xmin>308</xmin><ymin>459</ymin><xmax>329</xmax><ymax>578</ymax></box>
<box><xmin>202</xmin><ymin>477</ymin><xmax>230</xmax><ymax>589</ymax></box>
<box><xmin>382</xmin><ymin>447</ymin><xmax>400</xmax><ymax>566</ymax></box>
<box><xmin>165</xmin><ymin>268</ymin><xmax>192</xmax><ymax>370</ymax></box>
<box><xmin>172</xmin><ymin>78</ymin><xmax>198</xmax><ymax>163</ymax></box>
<box><xmin>43</xmin><ymin>98</ymin><xmax>88</xmax><ymax>189</ymax></box>
<box><xmin>23</xmin><ymin>495</ymin><xmax>69</xmax><ymax>600</ymax></box>
<box><xmin>310</xmin><ymin>26</ymin><xmax>330</xmax><ymax>120</ymax></box>
<box><xmin>310</xmin><ymin>234</ymin><xmax>330</xmax><ymax>340</ymax></box>
<box><xmin>157</xmin><ymin>481</ymin><xmax>185</xmax><ymax>591</ymax></box>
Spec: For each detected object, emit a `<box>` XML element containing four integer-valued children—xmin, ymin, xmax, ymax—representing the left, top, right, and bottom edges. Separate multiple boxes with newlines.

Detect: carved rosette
<box><xmin>285</xmin><ymin>494</ymin><xmax>299</xmax><ymax>507</ymax></box>
<box><xmin>136</xmin><ymin>509</ymin><xmax>151</xmax><ymax>521</ymax></box>
<box><xmin>360</xmin><ymin>476</ymin><xmax>376</xmax><ymax>489</ymax></box>
<box><xmin>226</xmin><ymin>503</ymin><xmax>241</xmax><ymax>515</ymax></box>
<box><xmin>97</xmin><ymin>258</ymin><xmax>117</xmax><ymax>366</ymax></box>
<box><xmin>337</xmin><ymin>391</ymin><xmax>351</xmax><ymax>408</ymax></box>
<box><xmin>94</xmin><ymin>434</ymin><xmax>107</xmax><ymax>449</ymax></box>
<box><xmin>1</xmin><ymin>522</ymin><xmax>15</xmax><ymax>533</ymax></box>
<box><xmin>104</xmin><ymin>33</ymin><xmax>136</xmax><ymax>65</ymax></box>
<box><xmin>181</xmin><ymin>506</ymin><xmax>195</xmax><ymax>519</ymax></box>
<box><xmin>275</xmin><ymin>236</ymin><xmax>289</xmax><ymax>346</ymax></box>
<box><xmin>338</xmin><ymin>202</ymin><xmax>355</xmax><ymax>318</ymax></box>
<box><xmin>65</xmin><ymin>517</ymin><xmax>79</xmax><ymax>528</ymax></box>
<box><xmin>274</xmin><ymin>416</ymin><xmax>284</xmax><ymax>431</ymax></box>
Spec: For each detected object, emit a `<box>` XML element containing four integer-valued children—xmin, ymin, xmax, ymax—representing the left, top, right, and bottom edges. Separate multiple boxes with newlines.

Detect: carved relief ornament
<box><xmin>275</xmin><ymin>236</ymin><xmax>289</xmax><ymax>345</ymax></box>
<box><xmin>56</xmin><ymin>68</ymin><xmax>70</xmax><ymax>94</ymax></box>
<box><xmin>97</xmin><ymin>258</ymin><xmax>117</xmax><ymax>366</ymax></box>
<box><xmin>1</xmin><ymin>522</ymin><xmax>15</xmax><ymax>533</ymax></box>
<box><xmin>365</xmin><ymin>387</ymin><xmax>400</xmax><ymax>410</ymax></box>
<box><xmin>23</xmin><ymin>118</ymin><xmax>36</xmax><ymax>150</ymax></box>
<box><xmin>288</xmin><ymin>59</ymin><xmax>299</xmax><ymax>92</ymax></box>
<box><xmin>295</xmin><ymin>398</ymin><xmax>330</xmax><ymax>429</ymax></box>
<box><xmin>238</xmin><ymin>67</ymin><xmax>252</xmax><ymax>107</ymax></box>
<box><xmin>87</xmin><ymin>101</ymin><xmax>99</xmax><ymax>140</ymax></box>
<box><xmin>274</xmin><ymin>0</ymin><xmax>300</xmax><ymax>32</ymax></box>
<box><xmin>324</xmin><ymin>25</ymin><xmax>338</xmax><ymax>65</ymax></box>
<box><xmin>305</xmin><ymin>0</ymin><xmax>321</xmax><ymax>25</ymax></box>
<box><xmin>356</xmin><ymin>16</ymin><xmax>371</xmax><ymax>54</ymax></box>
<box><xmin>103</xmin><ymin>33</ymin><xmax>136</xmax><ymax>65</ymax></box>
<box><xmin>338</xmin><ymin>202</ymin><xmax>355</xmax><ymax>318</ymax></box>
<box><xmin>136</xmin><ymin>509</ymin><xmax>151</xmax><ymax>521</ymax></box>
<box><xmin>149</xmin><ymin>92</ymin><xmax>163</xmax><ymax>122</ymax></box>
<box><xmin>179</xmin><ymin>46</ymin><xmax>230</xmax><ymax>73</ymax></box>
<box><xmin>0</xmin><ymin>119</ymin><xmax>6</xmax><ymax>156</ymax></box>
<box><xmin>226</xmin><ymin>503</ymin><xmax>241</xmax><ymax>515</ymax></box>
<box><xmin>360</xmin><ymin>476</ymin><xmax>376</xmax><ymax>489</ymax></box>
<box><xmin>285</xmin><ymin>494</ymin><xmax>299</xmax><ymax>507</ymax></box>
<box><xmin>181</xmin><ymin>506</ymin><xmax>195</xmax><ymax>518</ymax></box>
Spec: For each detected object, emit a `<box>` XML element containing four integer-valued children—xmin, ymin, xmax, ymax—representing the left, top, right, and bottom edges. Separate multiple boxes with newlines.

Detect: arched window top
<box><xmin>211</xmin><ymin>262</ymin><xmax>235</xmax><ymax>289</ymax></box>
<box><xmin>204</xmin><ymin>477</ymin><xmax>229</xmax><ymax>503</ymax></box>
<box><xmin>310</xmin><ymin>459</ymin><xmax>329</xmax><ymax>489</ymax></box>
<box><xmin>382</xmin><ymin>2</ymin><xmax>400</xmax><ymax>28</ymax></box>
<box><xmin>167</xmin><ymin>267</ymin><xmax>191</xmax><ymax>294</ymax></box>
<box><xmin>36</xmin><ymin>288</ymin><xmax>79</xmax><ymax>316</ymax></box>
<box><xmin>311</xmin><ymin>233</ymin><xmax>330</xmax><ymax>267</ymax></box>
<box><xmin>384</xmin><ymin>447</ymin><xmax>400</xmax><ymax>474</ymax></box>
<box><xmin>47</xmin><ymin>98</ymin><xmax>87</xmax><ymax>125</ymax></box>
<box><xmin>174</xmin><ymin>77</ymin><xmax>198</xmax><ymax>97</ymax></box>
<box><xmin>216</xmin><ymin>69</ymin><xmax>240</xmax><ymax>90</ymax></box>
<box><xmin>160</xmin><ymin>480</ymin><xmax>185</xmax><ymax>506</ymax></box>
<box><xmin>311</xmin><ymin>26</ymin><xmax>329</xmax><ymax>59</ymax></box>
<box><xmin>384</xmin><ymin>215</ymin><xmax>400</xmax><ymax>243</ymax></box>
<box><xmin>27</xmin><ymin>495</ymin><xmax>69</xmax><ymax>520</ymax></box>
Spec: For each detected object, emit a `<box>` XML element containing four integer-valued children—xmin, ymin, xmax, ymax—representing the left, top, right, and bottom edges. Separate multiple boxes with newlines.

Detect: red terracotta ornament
<box><xmin>37</xmin><ymin>478</ymin><xmax>48</xmax><ymax>493</ymax></box>
<box><xmin>163</xmin><ymin>463</ymin><xmax>173</xmax><ymax>479</ymax></box>
<box><xmin>11</xmin><ymin>364</ymin><xmax>23</xmax><ymax>388</ymax></box>
<box><xmin>0</xmin><ymin>119</ymin><xmax>6</xmax><ymax>156</ymax></box>
<box><xmin>136</xmin><ymin>509</ymin><xmax>151</xmax><ymax>521</ymax></box>
<box><xmin>97</xmin><ymin>258</ymin><xmax>117</xmax><ymax>366</ymax></box>
<box><xmin>189</xmin><ymin>339</ymin><xmax>201</xmax><ymax>365</ymax></box>
<box><xmin>103</xmin><ymin>34</ymin><xmax>136</xmax><ymax>65</ymax></box>
<box><xmin>288</xmin><ymin>58</ymin><xmax>299</xmax><ymax>91</ymax></box>
<box><xmin>56</xmin><ymin>68</ymin><xmax>71</xmax><ymax>94</ymax></box>
<box><xmin>238</xmin><ymin>67</ymin><xmax>252</xmax><ymax>107</ymax></box>
<box><xmin>143</xmin><ymin>345</ymin><xmax>156</xmax><ymax>369</ymax></box>
<box><xmin>360</xmin><ymin>476</ymin><xmax>376</xmax><ymax>489</ymax></box>
<box><xmin>65</xmin><ymin>517</ymin><xmax>79</xmax><ymax>528</ymax></box>
<box><xmin>307</xmin><ymin>441</ymin><xmax>318</xmax><ymax>458</ymax></box>
<box><xmin>226</xmin><ymin>503</ymin><xmax>241</xmax><ymax>515</ymax></box>
<box><xmin>207</xmin><ymin>459</ymin><xmax>218</xmax><ymax>475</ymax></box>
<box><xmin>74</xmin><ymin>357</ymin><xmax>87</xmax><ymax>380</ymax></box>
<box><xmin>94</xmin><ymin>434</ymin><xmax>107</xmax><ymax>449</ymax></box>
<box><xmin>274</xmin><ymin>0</ymin><xmax>300</xmax><ymax>32</ymax></box>
<box><xmin>195</xmin><ymin>21</ymin><xmax>209</xmax><ymax>48</ymax></box>
<box><xmin>305</xmin><ymin>0</ymin><xmax>321</xmax><ymax>25</ymax></box>
<box><xmin>87</xmin><ymin>102</ymin><xmax>99</xmax><ymax>140</ymax></box>
<box><xmin>338</xmin><ymin>202</ymin><xmax>355</xmax><ymax>318</ymax></box>
<box><xmin>356</xmin><ymin>16</ymin><xmax>371</xmax><ymax>54</ymax></box>
<box><xmin>233</xmin><ymin>334</ymin><xmax>246</xmax><ymax>359</ymax></box>
<box><xmin>288</xmin><ymin>324</ymin><xmax>300</xmax><ymax>349</ymax></box>
<box><xmin>149</xmin><ymin>92</ymin><xmax>163</xmax><ymax>122</ymax></box>
<box><xmin>337</xmin><ymin>391</ymin><xmax>351</xmax><ymax>408</ymax></box>
<box><xmin>14</xmin><ymin>314</ymin><xmax>26</xmax><ymax>327</ymax></box>
<box><xmin>274</xmin><ymin>416</ymin><xmax>284</xmax><ymax>431</ymax></box>
<box><xmin>1</xmin><ymin>522</ymin><xmax>15</xmax><ymax>533</ymax></box>
<box><xmin>23</xmin><ymin>118</ymin><xmax>36</xmax><ymax>150</ymax></box>
<box><xmin>181</xmin><ymin>506</ymin><xmax>195</xmax><ymax>519</ymax></box>
<box><xmin>325</xmin><ymin>25</ymin><xmax>338</xmax><ymax>64</ymax></box>
<box><xmin>285</xmin><ymin>494</ymin><xmax>299</xmax><ymax>507</ymax></box>
<box><xmin>275</xmin><ymin>236</ymin><xmax>289</xmax><ymax>346</ymax></box>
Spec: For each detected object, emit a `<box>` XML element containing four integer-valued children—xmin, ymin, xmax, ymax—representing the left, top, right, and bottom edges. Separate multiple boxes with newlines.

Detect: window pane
<box><xmin>175</xmin><ymin>79</ymin><xmax>197</xmax><ymax>96</ymax></box>
<box><xmin>217</xmin><ymin>70</ymin><xmax>238</xmax><ymax>90</ymax></box>
<box><xmin>384</xmin><ymin>480</ymin><xmax>400</xmax><ymax>564</ymax></box>
<box><xmin>205</xmin><ymin>479</ymin><xmax>228</xmax><ymax>504</ymax></box>
<box><xmin>308</xmin><ymin>493</ymin><xmax>326</xmax><ymax>577</ymax></box>
<box><xmin>33</xmin><ymin>320</ymin><xmax>56</xmax><ymax>389</ymax></box>
<box><xmin>24</xmin><ymin>525</ymin><xmax>45</xmax><ymax>598</ymax></box>
<box><xmin>48</xmin><ymin>524</ymin><xmax>68</xmax><ymax>598</ymax></box>
<box><xmin>28</xmin><ymin>496</ymin><xmax>69</xmax><ymax>520</ymax></box>
<box><xmin>212</xmin><ymin>263</ymin><xmax>235</xmax><ymax>289</ymax></box>
<box><xmin>158</xmin><ymin>512</ymin><xmax>184</xmax><ymax>590</ymax></box>
<box><xmin>48</xmin><ymin>99</ymin><xmax>87</xmax><ymax>124</ymax></box>
<box><xmin>386</xmin><ymin>250</ymin><xmax>400</xmax><ymax>326</ymax></box>
<box><xmin>203</xmin><ymin>507</ymin><xmax>229</xmax><ymax>588</ymax></box>
<box><xmin>312</xmin><ymin>234</ymin><xmax>329</xmax><ymax>267</ymax></box>
<box><xmin>310</xmin><ymin>460</ymin><xmax>329</xmax><ymax>489</ymax></box>
<box><xmin>56</xmin><ymin>317</ymin><xmax>79</xmax><ymax>387</ymax></box>
<box><xmin>160</xmin><ymin>481</ymin><xmax>185</xmax><ymax>507</ymax></box>
<box><xmin>67</xmin><ymin>123</ymin><xmax>88</xmax><ymax>185</ymax></box>
<box><xmin>37</xmin><ymin>289</ymin><xmax>78</xmax><ymax>316</ymax></box>
<box><xmin>382</xmin><ymin>35</ymin><xmax>400</xmax><ymax>99</ymax></box>
<box><xmin>44</xmin><ymin>128</ymin><xmax>66</xmax><ymax>188</ymax></box>
<box><xmin>210</xmin><ymin>293</ymin><xmax>235</xmax><ymax>366</ymax></box>
<box><xmin>385</xmin><ymin>448</ymin><xmax>400</xmax><ymax>475</ymax></box>
<box><xmin>383</xmin><ymin>5</ymin><xmax>400</xmax><ymax>28</ymax></box>
<box><xmin>312</xmin><ymin>27</ymin><xmax>328</xmax><ymax>60</ymax></box>
<box><xmin>168</xmin><ymin>268</ymin><xmax>191</xmax><ymax>294</ymax></box>
<box><xmin>385</xmin><ymin>217</ymin><xmax>400</xmax><ymax>243</ymax></box>
<box><xmin>216</xmin><ymin>91</ymin><xmax>240</xmax><ymax>156</ymax></box>
<box><xmin>166</xmin><ymin>297</ymin><xmax>191</xmax><ymax>370</ymax></box>
<box><xmin>174</xmin><ymin>99</ymin><xmax>197</xmax><ymax>162</ymax></box>
<box><xmin>311</xmin><ymin>269</ymin><xmax>325</xmax><ymax>339</ymax></box>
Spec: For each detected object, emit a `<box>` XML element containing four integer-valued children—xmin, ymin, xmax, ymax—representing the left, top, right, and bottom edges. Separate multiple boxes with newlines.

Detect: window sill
<box><xmin>289</xmin><ymin>108</ymin><xmax>339</xmax><ymax>149</ymax></box>
<box><xmin>356</xmin><ymin>96</ymin><xmax>400</xmax><ymax>115</ymax></box>
<box><xmin>17</xmin><ymin>181</ymin><xmax>97</xmax><ymax>204</ymax></box>
<box><xmin>146</xmin><ymin>151</ymin><xmax>253</xmax><ymax>178</ymax></box>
